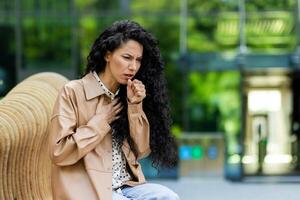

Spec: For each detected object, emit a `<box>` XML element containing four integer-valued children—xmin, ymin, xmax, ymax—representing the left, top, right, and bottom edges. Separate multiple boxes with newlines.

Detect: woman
<box><xmin>49</xmin><ymin>20</ymin><xmax>179</xmax><ymax>200</ymax></box>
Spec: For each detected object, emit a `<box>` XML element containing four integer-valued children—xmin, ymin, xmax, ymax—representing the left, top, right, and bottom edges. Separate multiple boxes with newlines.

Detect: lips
<box><xmin>124</xmin><ymin>74</ymin><xmax>134</xmax><ymax>79</ymax></box>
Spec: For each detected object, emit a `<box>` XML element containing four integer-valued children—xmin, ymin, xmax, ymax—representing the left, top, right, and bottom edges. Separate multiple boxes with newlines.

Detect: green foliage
<box><xmin>4</xmin><ymin>0</ymin><xmax>297</xmax><ymax>145</ymax></box>
<box><xmin>130</xmin><ymin>0</ymin><xmax>179</xmax><ymax>12</ymax></box>
<box><xmin>187</xmin><ymin>17</ymin><xmax>219</xmax><ymax>52</ymax></box>
<box><xmin>75</xmin><ymin>0</ymin><xmax>119</xmax><ymax>11</ymax></box>
<box><xmin>171</xmin><ymin>125</ymin><xmax>183</xmax><ymax>138</ymax></box>
<box><xmin>246</xmin><ymin>0</ymin><xmax>296</xmax><ymax>10</ymax></box>
<box><xmin>188</xmin><ymin>71</ymin><xmax>240</xmax><ymax>134</ymax></box>
<box><xmin>78</xmin><ymin>15</ymin><xmax>99</xmax><ymax>72</ymax></box>
<box><xmin>22</xmin><ymin>17</ymin><xmax>72</xmax><ymax>68</ymax></box>
<box><xmin>188</xmin><ymin>0</ymin><xmax>238</xmax><ymax>12</ymax></box>
<box><xmin>21</xmin><ymin>1</ymin><xmax>71</xmax><ymax>12</ymax></box>
<box><xmin>183</xmin><ymin>0</ymin><xmax>297</xmax><ymax>52</ymax></box>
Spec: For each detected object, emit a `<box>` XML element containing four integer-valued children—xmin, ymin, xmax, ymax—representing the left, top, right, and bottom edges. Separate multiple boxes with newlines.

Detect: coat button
<box><xmin>107</xmin><ymin>186</ymin><xmax>111</xmax><ymax>190</ymax></box>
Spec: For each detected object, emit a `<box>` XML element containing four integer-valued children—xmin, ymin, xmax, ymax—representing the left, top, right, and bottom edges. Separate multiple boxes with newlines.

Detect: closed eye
<box><xmin>123</xmin><ymin>55</ymin><xmax>131</xmax><ymax>60</ymax></box>
<box><xmin>122</xmin><ymin>54</ymin><xmax>142</xmax><ymax>62</ymax></box>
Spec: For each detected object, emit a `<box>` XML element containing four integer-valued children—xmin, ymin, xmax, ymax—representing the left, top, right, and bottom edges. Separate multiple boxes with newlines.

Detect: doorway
<box><xmin>242</xmin><ymin>70</ymin><xmax>296</xmax><ymax>175</ymax></box>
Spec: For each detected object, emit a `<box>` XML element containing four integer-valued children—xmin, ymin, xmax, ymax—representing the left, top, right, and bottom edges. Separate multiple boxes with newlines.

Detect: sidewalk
<box><xmin>153</xmin><ymin>176</ymin><xmax>300</xmax><ymax>200</ymax></box>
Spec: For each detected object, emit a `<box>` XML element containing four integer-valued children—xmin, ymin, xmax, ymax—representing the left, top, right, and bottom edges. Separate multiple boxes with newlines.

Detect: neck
<box><xmin>98</xmin><ymin>71</ymin><xmax>119</xmax><ymax>93</ymax></box>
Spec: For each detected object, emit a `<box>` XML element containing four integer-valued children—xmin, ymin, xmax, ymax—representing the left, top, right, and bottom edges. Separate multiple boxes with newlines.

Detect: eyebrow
<box><xmin>123</xmin><ymin>53</ymin><xmax>143</xmax><ymax>59</ymax></box>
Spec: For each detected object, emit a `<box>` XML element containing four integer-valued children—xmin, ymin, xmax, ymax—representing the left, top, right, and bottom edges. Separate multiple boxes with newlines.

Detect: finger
<box><xmin>127</xmin><ymin>79</ymin><xmax>133</xmax><ymax>87</ymax></box>
<box><xmin>134</xmin><ymin>82</ymin><xmax>145</xmax><ymax>90</ymax></box>
<box><xmin>136</xmin><ymin>88</ymin><xmax>145</xmax><ymax>94</ymax></box>
<box><xmin>132</xmin><ymin>79</ymin><xmax>142</xmax><ymax>84</ymax></box>
<box><xmin>134</xmin><ymin>85</ymin><xmax>145</xmax><ymax>92</ymax></box>
<box><xmin>131</xmin><ymin>80</ymin><xmax>144</xmax><ymax>88</ymax></box>
<box><xmin>131</xmin><ymin>82</ymin><xmax>141</xmax><ymax>92</ymax></box>
<box><xmin>133</xmin><ymin>86</ymin><xmax>145</xmax><ymax>95</ymax></box>
<box><xmin>131</xmin><ymin>85</ymin><xmax>138</xmax><ymax>94</ymax></box>
<box><xmin>113</xmin><ymin>102</ymin><xmax>123</xmax><ymax>111</ymax></box>
<box><xmin>136</xmin><ymin>92</ymin><xmax>146</xmax><ymax>99</ymax></box>
<box><xmin>114</xmin><ymin>106</ymin><xmax>123</xmax><ymax>115</ymax></box>
<box><xmin>132</xmin><ymin>84</ymin><xmax>144</xmax><ymax>94</ymax></box>
<box><xmin>114</xmin><ymin>107</ymin><xmax>124</xmax><ymax>118</ymax></box>
<box><xmin>127</xmin><ymin>79</ymin><xmax>133</xmax><ymax>95</ymax></box>
<box><xmin>112</xmin><ymin>98</ymin><xmax>120</xmax><ymax>106</ymax></box>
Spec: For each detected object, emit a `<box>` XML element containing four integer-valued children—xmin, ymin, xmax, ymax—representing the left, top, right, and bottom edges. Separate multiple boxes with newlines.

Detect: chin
<box><xmin>118</xmin><ymin>79</ymin><xmax>128</xmax><ymax>85</ymax></box>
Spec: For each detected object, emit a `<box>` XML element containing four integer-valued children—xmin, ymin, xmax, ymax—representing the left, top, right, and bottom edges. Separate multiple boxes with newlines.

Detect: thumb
<box><xmin>127</xmin><ymin>79</ymin><xmax>132</xmax><ymax>90</ymax></box>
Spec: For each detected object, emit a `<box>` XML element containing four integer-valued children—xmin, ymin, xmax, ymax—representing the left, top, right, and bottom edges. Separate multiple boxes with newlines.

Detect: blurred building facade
<box><xmin>1</xmin><ymin>0</ymin><xmax>300</xmax><ymax>181</ymax></box>
<box><xmin>179</xmin><ymin>0</ymin><xmax>300</xmax><ymax>180</ymax></box>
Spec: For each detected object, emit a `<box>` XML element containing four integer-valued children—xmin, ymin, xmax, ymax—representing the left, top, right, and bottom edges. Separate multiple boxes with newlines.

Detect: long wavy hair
<box><xmin>84</xmin><ymin>20</ymin><xmax>177</xmax><ymax>168</ymax></box>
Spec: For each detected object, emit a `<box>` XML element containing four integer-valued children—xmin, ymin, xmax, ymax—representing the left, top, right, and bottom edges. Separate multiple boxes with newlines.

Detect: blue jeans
<box><xmin>112</xmin><ymin>183</ymin><xmax>180</xmax><ymax>200</ymax></box>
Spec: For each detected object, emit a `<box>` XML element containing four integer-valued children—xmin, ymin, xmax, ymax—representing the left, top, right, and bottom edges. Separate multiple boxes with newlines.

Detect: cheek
<box><xmin>111</xmin><ymin>59</ymin><xmax>126</xmax><ymax>73</ymax></box>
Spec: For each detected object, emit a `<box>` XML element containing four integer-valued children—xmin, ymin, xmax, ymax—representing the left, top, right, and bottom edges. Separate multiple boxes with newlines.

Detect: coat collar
<box><xmin>82</xmin><ymin>71</ymin><xmax>106</xmax><ymax>100</ymax></box>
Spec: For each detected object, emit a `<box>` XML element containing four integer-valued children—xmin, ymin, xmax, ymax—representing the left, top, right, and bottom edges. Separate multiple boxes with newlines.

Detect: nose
<box><xmin>128</xmin><ymin>60</ymin><xmax>138</xmax><ymax>71</ymax></box>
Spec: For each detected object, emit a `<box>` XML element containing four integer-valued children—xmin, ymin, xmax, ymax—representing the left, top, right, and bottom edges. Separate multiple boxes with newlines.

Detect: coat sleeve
<box><xmin>49</xmin><ymin>85</ymin><xmax>111</xmax><ymax>166</ymax></box>
<box><xmin>127</xmin><ymin>102</ymin><xmax>151</xmax><ymax>160</ymax></box>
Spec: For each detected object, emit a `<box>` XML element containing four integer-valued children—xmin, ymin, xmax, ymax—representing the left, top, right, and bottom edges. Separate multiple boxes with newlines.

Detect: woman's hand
<box><xmin>95</xmin><ymin>98</ymin><xmax>123</xmax><ymax>124</ymax></box>
<box><xmin>127</xmin><ymin>79</ymin><xmax>146</xmax><ymax>104</ymax></box>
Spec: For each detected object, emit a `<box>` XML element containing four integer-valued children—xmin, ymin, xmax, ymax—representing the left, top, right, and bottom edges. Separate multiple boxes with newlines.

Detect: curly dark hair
<box><xmin>84</xmin><ymin>20</ymin><xmax>178</xmax><ymax>168</ymax></box>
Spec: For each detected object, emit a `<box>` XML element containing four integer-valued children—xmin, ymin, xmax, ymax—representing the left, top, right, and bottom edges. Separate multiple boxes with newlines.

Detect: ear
<box><xmin>104</xmin><ymin>51</ymin><xmax>112</xmax><ymax>62</ymax></box>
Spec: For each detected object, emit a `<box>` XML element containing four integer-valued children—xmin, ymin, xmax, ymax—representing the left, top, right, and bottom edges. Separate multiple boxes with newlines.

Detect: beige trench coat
<box><xmin>48</xmin><ymin>72</ymin><xmax>151</xmax><ymax>200</ymax></box>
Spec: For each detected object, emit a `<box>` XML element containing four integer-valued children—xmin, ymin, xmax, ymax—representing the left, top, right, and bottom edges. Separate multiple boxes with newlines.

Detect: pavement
<box><xmin>152</xmin><ymin>176</ymin><xmax>300</xmax><ymax>200</ymax></box>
